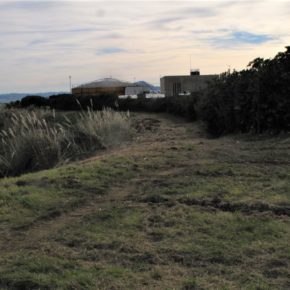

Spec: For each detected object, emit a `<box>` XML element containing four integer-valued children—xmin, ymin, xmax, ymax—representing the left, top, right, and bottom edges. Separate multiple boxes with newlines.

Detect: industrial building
<box><xmin>160</xmin><ymin>70</ymin><xmax>217</xmax><ymax>97</ymax></box>
<box><xmin>72</xmin><ymin>78</ymin><xmax>150</xmax><ymax>97</ymax></box>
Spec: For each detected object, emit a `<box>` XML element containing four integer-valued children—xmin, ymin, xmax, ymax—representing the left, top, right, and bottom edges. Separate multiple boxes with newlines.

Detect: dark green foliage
<box><xmin>200</xmin><ymin>46</ymin><xmax>290</xmax><ymax>135</ymax></box>
<box><xmin>49</xmin><ymin>93</ymin><xmax>119</xmax><ymax>111</ymax></box>
<box><xmin>20</xmin><ymin>95</ymin><xmax>49</xmax><ymax>107</ymax></box>
<box><xmin>49</xmin><ymin>94</ymin><xmax>78</xmax><ymax>110</ymax></box>
<box><xmin>117</xmin><ymin>94</ymin><xmax>199</xmax><ymax>120</ymax></box>
<box><xmin>10</xmin><ymin>93</ymin><xmax>199</xmax><ymax>121</ymax></box>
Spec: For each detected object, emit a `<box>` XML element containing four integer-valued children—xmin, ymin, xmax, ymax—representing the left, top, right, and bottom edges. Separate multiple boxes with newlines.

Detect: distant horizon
<box><xmin>0</xmin><ymin>78</ymin><xmax>161</xmax><ymax>95</ymax></box>
<box><xmin>1</xmin><ymin>1</ymin><xmax>289</xmax><ymax>93</ymax></box>
<box><xmin>0</xmin><ymin>91</ymin><xmax>69</xmax><ymax>95</ymax></box>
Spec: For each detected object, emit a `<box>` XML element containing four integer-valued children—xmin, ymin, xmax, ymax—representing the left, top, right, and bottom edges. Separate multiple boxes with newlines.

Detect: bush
<box><xmin>117</xmin><ymin>94</ymin><xmax>199</xmax><ymax>120</ymax></box>
<box><xmin>199</xmin><ymin>46</ymin><xmax>290</xmax><ymax>136</ymax></box>
<box><xmin>0</xmin><ymin>108</ymin><xmax>132</xmax><ymax>177</ymax></box>
<box><xmin>49</xmin><ymin>94</ymin><xmax>78</xmax><ymax>110</ymax></box>
<box><xmin>9</xmin><ymin>93</ymin><xmax>199</xmax><ymax>121</ymax></box>
<box><xmin>48</xmin><ymin>93</ymin><xmax>119</xmax><ymax>111</ymax></box>
<box><xmin>20</xmin><ymin>95</ymin><xmax>49</xmax><ymax>107</ymax></box>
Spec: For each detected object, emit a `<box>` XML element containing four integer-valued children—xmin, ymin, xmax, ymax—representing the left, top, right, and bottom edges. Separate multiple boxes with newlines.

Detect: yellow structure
<box><xmin>72</xmin><ymin>78</ymin><xmax>132</xmax><ymax>96</ymax></box>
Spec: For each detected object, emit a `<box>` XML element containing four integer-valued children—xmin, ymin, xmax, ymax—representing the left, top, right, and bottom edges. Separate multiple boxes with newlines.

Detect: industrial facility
<box><xmin>72</xmin><ymin>78</ymin><xmax>150</xmax><ymax>97</ymax></box>
<box><xmin>160</xmin><ymin>69</ymin><xmax>217</xmax><ymax>97</ymax></box>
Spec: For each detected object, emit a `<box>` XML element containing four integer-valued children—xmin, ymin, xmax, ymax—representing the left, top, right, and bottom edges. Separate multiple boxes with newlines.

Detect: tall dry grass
<box><xmin>72</xmin><ymin>108</ymin><xmax>131</xmax><ymax>148</ymax></box>
<box><xmin>0</xmin><ymin>108</ymin><xmax>132</xmax><ymax>176</ymax></box>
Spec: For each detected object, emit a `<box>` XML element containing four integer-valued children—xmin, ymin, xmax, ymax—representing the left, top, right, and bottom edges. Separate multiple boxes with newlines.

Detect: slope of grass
<box><xmin>0</xmin><ymin>113</ymin><xmax>290</xmax><ymax>289</ymax></box>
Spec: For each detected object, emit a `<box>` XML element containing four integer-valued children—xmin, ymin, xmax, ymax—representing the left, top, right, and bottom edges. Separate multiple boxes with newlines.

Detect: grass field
<box><xmin>1</xmin><ymin>113</ymin><xmax>290</xmax><ymax>289</ymax></box>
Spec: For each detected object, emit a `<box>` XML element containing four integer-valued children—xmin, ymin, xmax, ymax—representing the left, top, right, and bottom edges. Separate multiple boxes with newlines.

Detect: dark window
<box><xmin>173</xmin><ymin>82</ymin><xmax>181</xmax><ymax>96</ymax></box>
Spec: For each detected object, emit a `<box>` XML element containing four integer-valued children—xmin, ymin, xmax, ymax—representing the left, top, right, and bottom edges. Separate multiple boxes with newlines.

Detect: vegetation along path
<box><xmin>1</xmin><ymin>113</ymin><xmax>290</xmax><ymax>289</ymax></box>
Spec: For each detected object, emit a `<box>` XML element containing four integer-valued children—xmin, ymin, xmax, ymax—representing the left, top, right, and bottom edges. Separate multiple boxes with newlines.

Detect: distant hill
<box><xmin>134</xmin><ymin>81</ymin><xmax>160</xmax><ymax>92</ymax></box>
<box><xmin>0</xmin><ymin>84</ymin><xmax>160</xmax><ymax>103</ymax></box>
<box><xmin>0</xmin><ymin>92</ymin><xmax>68</xmax><ymax>103</ymax></box>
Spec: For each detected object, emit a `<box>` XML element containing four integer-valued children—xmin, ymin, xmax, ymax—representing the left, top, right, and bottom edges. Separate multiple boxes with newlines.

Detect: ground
<box><xmin>0</xmin><ymin>113</ymin><xmax>290</xmax><ymax>290</ymax></box>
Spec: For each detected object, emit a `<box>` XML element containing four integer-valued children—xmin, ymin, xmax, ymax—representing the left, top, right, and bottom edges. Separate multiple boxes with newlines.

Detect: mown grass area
<box><xmin>0</xmin><ymin>114</ymin><xmax>290</xmax><ymax>289</ymax></box>
<box><xmin>0</xmin><ymin>156</ymin><xmax>135</xmax><ymax>231</ymax></box>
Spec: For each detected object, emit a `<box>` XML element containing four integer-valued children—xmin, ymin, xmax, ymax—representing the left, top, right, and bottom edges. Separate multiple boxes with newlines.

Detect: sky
<box><xmin>0</xmin><ymin>0</ymin><xmax>289</xmax><ymax>93</ymax></box>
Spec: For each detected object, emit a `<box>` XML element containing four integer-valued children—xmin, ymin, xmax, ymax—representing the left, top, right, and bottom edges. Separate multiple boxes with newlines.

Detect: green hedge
<box><xmin>199</xmin><ymin>46</ymin><xmax>290</xmax><ymax>135</ymax></box>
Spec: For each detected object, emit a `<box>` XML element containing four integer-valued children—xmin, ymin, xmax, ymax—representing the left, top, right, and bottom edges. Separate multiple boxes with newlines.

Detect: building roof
<box><xmin>76</xmin><ymin>78</ymin><xmax>133</xmax><ymax>89</ymax></box>
<box><xmin>161</xmin><ymin>74</ymin><xmax>217</xmax><ymax>79</ymax></box>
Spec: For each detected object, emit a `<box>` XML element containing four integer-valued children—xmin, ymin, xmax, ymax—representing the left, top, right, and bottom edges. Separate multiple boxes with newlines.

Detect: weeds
<box><xmin>70</xmin><ymin>106</ymin><xmax>131</xmax><ymax>149</ymax></box>
<box><xmin>0</xmin><ymin>108</ymin><xmax>132</xmax><ymax>176</ymax></box>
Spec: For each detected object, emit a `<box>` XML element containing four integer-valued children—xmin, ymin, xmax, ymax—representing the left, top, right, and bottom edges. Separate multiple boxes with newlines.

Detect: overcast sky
<box><xmin>0</xmin><ymin>0</ymin><xmax>289</xmax><ymax>93</ymax></box>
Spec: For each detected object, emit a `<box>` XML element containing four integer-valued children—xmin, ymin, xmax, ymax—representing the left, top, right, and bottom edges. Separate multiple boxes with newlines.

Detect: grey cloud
<box><xmin>96</xmin><ymin>47</ymin><xmax>126</xmax><ymax>55</ymax></box>
<box><xmin>205</xmin><ymin>30</ymin><xmax>276</xmax><ymax>49</ymax></box>
<box><xmin>148</xmin><ymin>16</ymin><xmax>184</xmax><ymax>27</ymax></box>
<box><xmin>145</xmin><ymin>6</ymin><xmax>216</xmax><ymax>30</ymax></box>
<box><xmin>0</xmin><ymin>27</ymin><xmax>108</xmax><ymax>36</ymax></box>
<box><xmin>96</xmin><ymin>8</ymin><xmax>106</xmax><ymax>18</ymax></box>
<box><xmin>99</xmin><ymin>33</ymin><xmax>122</xmax><ymax>39</ymax></box>
<box><xmin>0</xmin><ymin>1</ymin><xmax>63</xmax><ymax>11</ymax></box>
<box><xmin>178</xmin><ymin>7</ymin><xmax>217</xmax><ymax>17</ymax></box>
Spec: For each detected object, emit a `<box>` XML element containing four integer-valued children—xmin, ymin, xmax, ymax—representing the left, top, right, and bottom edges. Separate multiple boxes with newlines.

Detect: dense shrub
<box><xmin>200</xmin><ymin>46</ymin><xmax>290</xmax><ymax>135</ymax></box>
<box><xmin>20</xmin><ymin>95</ymin><xmax>49</xmax><ymax>107</ymax></box>
<box><xmin>117</xmin><ymin>94</ymin><xmax>199</xmax><ymax>120</ymax></box>
<box><xmin>10</xmin><ymin>92</ymin><xmax>199</xmax><ymax>121</ymax></box>
<box><xmin>47</xmin><ymin>93</ymin><xmax>199</xmax><ymax>120</ymax></box>
<box><xmin>49</xmin><ymin>94</ymin><xmax>78</xmax><ymax>110</ymax></box>
<box><xmin>48</xmin><ymin>93</ymin><xmax>119</xmax><ymax>111</ymax></box>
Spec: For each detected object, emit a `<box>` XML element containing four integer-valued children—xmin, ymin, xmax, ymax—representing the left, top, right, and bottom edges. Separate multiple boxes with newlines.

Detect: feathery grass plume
<box><xmin>0</xmin><ymin>108</ymin><xmax>132</xmax><ymax>177</ymax></box>
<box><xmin>73</xmin><ymin>107</ymin><xmax>132</xmax><ymax>149</ymax></box>
<box><xmin>0</xmin><ymin>109</ymin><xmax>71</xmax><ymax>176</ymax></box>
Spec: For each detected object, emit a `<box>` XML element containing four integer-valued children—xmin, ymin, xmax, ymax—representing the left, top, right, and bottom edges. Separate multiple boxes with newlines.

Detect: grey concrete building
<box><xmin>160</xmin><ymin>70</ymin><xmax>217</xmax><ymax>97</ymax></box>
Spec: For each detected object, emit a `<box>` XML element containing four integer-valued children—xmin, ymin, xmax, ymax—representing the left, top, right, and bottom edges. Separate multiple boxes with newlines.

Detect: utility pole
<box><xmin>69</xmin><ymin>75</ymin><xmax>72</xmax><ymax>92</ymax></box>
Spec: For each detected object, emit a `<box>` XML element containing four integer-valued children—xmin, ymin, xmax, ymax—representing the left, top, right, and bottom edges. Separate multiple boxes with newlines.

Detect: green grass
<box><xmin>1</xmin><ymin>113</ymin><xmax>290</xmax><ymax>289</ymax></box>
<box><xmin>0</xmin><ymin>156</ymin><xmax>135</xmax><ymax>231</ymax></box>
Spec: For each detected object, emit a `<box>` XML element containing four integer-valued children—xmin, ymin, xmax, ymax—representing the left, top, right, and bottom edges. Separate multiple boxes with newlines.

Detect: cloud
<box><xmin>145</xmin><ymin>5</ymin><xmax>215</xmax><ymax>29</ymax></box>
<box><xmin>0</xmin><ymin>1</ymin><xmax>289</xmax><ymax>93</ymax></box>
<box><xmin>147</xmin><ymin>16</ymin><xmax>184</xmax><ymax>27</ymax></box>
<box><xmin>0</xmin><ymin>1</ymin><xmax>63</xmax><ymax>11</ymax></box>
<box><xmin>26</xmin><ymin>39</ymin><xmax>48</xmax><ymax>47</ymax></box>
<box><xmin>96</xmin><ymin>47</ymin><xmax>126</xmax><ymax>55</ymax></box>
<box><xmin>210</xmin><ymin>31</ymin><xmax>275</xmax><ymax>48</ymax></box>
<box><xmin>178</xmin><ymin>6</ymin><xmax>216</xmax><ymax>17</ymax></box>
<box><xmin>231</xmin><ymin>31</ymin><xmax>274</xmax><ymax>44</ymax></box>
<box><xmin>0</xmin><ymin>27</ymin><xmax>107</xmax><ymax>36</ymax></box>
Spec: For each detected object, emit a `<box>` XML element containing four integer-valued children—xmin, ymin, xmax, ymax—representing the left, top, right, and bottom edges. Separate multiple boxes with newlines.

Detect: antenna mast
<box><xmin>69</xmin><ymin>75</ymin><xmax>72</xmax><ymax>92</ymax></box>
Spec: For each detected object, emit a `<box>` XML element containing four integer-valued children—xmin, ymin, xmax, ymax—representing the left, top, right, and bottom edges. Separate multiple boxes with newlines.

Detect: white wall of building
<box><xmin>125</xmin><ymin>86</ymin><xmax>149</xmax><ymax>95</ymax></box>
